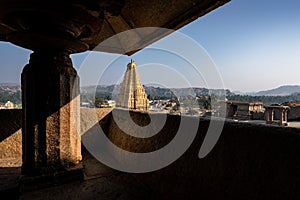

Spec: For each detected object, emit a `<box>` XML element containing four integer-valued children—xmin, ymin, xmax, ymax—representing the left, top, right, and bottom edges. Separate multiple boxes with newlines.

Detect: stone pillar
<box><xmin>0</xmin><ymin>0</ymin><xmax>124</xmax><ymax>178</ymax></box>
<box><xmin>284</xmin><ymin>109</ymin><xmax>288</xmax><ymax>122</ymax></box>
<box><xmin>270</xmin><ymin>109</ymin><xmax>274</xmax><ymax>122</ymax></box>
<box><xmin>280</xmin><ymin>108</ymin><xmax>284</xmax><ymax>125</ymax></box>
<box><xmin>265</xmin><ymin>107</ymin><xmax>275</xmax><ymax>124</ymax></box>
<box><xmin>281</xmin><ymin>108</ymin><xmax>288</xmax><ymax>125</ymax></box>
<box><xmin>21</xmin><ymin>50</ymin><xmax>81</xmax><ymax>175</ymax></box>
<box><xmin>265</xmin><ymin>109</ymin><xmax>270</xmax><ymax>122</ymax></box>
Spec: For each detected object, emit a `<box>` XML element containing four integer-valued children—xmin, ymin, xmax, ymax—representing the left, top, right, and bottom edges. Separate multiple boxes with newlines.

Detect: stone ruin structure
<box><xmin>282</xmin><ymin>101</ymin><xmax>300</xmax><ymax>121</ymax></box>
<box><xmin>264</xmin><ymin>105</ymin><xmax>289</xmax><ymax>126</ymax></box>
<box><xmin>225</xmin><ymin>101</ymin><xmax>264</xmax><ymax>120</ymax></box>
<box><xmin>117</xmin><ymin>61</ymin><xmax>149</xmax><ymax>110</ymax></box>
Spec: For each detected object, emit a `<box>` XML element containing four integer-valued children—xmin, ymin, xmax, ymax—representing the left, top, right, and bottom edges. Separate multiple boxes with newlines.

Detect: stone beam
<box><xmin>0</xmin><ymin>0</ymin><xmax>229</xmax><ymax>54</ymax></box>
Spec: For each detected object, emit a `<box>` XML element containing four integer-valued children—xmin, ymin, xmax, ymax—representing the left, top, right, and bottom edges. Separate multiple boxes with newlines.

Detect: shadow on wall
<box><xmin>82</xmin><ymin>108</ymin><xmax>300</xmax><ymax>200</ymax></box>
<box><xmin>2</xmin><ymin>108</ymin><xmax>300</xmax><ymax>199</ymax></box>
<box><xmin>0</xmin><ymin>109</ymin><xmax>22</xmax><ymax>142</ymax></box>
<box><xmin>0</xmin><ymin>109</ymin><xmax>22</xmax><ymax>160</ymax></box>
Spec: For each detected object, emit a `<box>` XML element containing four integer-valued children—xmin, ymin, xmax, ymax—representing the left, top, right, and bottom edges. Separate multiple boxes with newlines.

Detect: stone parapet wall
<box><xmin>2</xmin><ymin>108</ymin><xmax>300</xmax><ymax>199</ymax></box>
<box><xmin>0</xmin><ymin>109</ymin><xmax>22</xmax><ymax>167</ymax></box>
<box><xmin>0</xmin><ymin>108</ymin><xmax>113</xmax><ymax>166</ymax></box>
<box><xmin>104</xmin><ymin>109</ymin><xmax>300</xmax><ymax>199</ymax></box>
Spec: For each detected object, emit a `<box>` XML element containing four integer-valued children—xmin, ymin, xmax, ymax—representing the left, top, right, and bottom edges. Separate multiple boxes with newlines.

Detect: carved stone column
<box><xmin>0</xmin><ymin>0</ymin><xmax>124</xmax><ymax>178</ymax></box>
<box><xmin>21</xmin><ymin>51</ymin><xmax>81</xmax><ymax>175</ymax></box>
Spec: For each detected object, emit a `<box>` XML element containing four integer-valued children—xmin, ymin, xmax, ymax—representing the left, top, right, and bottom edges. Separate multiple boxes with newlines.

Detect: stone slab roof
<box><xmin>0</xmin><ymin>0</ymin><xmax>229</xmax><ymax>54</ymax></box>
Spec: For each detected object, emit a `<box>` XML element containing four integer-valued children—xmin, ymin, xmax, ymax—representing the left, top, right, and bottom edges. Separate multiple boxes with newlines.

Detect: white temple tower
<box><xmin>117</xmin><ymin>60</ymin><xmax>149</xmax><ymax>110</ymax></box>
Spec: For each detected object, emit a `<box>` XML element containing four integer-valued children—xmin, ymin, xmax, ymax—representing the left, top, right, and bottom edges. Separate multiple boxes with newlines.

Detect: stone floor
<box><xmin>0</xmin><ymin>166</ymin><xmax>20</xmax><ymax>198</ymax></box>
<box><xmin>0</xmin><ymin>151</ymin><xmax>158</xmax><ymax>200</ymax></box>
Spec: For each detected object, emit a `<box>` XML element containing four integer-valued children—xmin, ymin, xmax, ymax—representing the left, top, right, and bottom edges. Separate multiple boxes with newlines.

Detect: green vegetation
<box><xmin>0</xmin><ymin>91</ymin><xmax>21</xmax><ymax>105</ymax></box>
<box><xmin>227</xmin><ymin>93</ymin><xmax>300</xmax><ymax>105</ymax></box>
<box><xmin>186</xmin><ymin>107</ymin><xmax>198</xmax><ymax>115</ymax></box>
<box><xmin>2</xmin><ymin>83</ymin><xmax>300</xmax><ymax>108</ymax></box>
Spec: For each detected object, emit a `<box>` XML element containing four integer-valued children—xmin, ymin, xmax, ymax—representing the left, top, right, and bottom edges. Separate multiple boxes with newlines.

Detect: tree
<box><xmin>186</xmin><ymin>107</ymin><xmax>197</xmax><ymax>115</ymax></box>
<box><xmin>94</xmin><ymin>97</ymin><xmax>103</xmax><ymax>108</ymax></box>
<box><xmin>104</xmin><ymin>95</ymin><xmax>111</xmax><ymax>101</ymax></box>
<box><xmin>147</xmin><ymin>94</ymin><xmax>152</xmax><ymax>100</ymax></box>
<box><xmin>197</xmin><ymin>96</ymin><xmax>211</xmax><ymax>110</ymax></box>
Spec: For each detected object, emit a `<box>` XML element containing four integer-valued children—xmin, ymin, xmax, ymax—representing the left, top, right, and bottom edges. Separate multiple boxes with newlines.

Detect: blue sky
<box><xmin>1</xmin><ymin>0</ymin><xmax>300</xmax><ymax>92</ymax></box>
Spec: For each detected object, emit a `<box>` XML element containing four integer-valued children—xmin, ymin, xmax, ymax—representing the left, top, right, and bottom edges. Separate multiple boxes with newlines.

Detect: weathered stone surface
<box><xmin>0</xmin><ymin>108</ymin><xmax>112</xmax><ymax>168</ymax></box>
<box><xmin>21</xmin><ymin>51</ymin><xmax>81</xmax><ymax>175</ymax></box>
<box><xmin>0</xmin><ymin>109</ymin><xmax>22</xmax><ymax>164</ymax></box>
<box><xmin>80</xmin><ymin>107</ymin><xmax>112</xmax><ymax>136</ymax></box>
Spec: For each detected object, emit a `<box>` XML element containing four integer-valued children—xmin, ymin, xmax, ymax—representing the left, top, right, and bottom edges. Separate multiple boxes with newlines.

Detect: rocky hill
<box><xmin>253</xmin><ymin>85</ymin><xmax>300</xmax><ymax>96</ymax></box>
<box><xmin>0</xmin><ymin>83</ymin><xmax>20</xmax><ymax>93</ymax></box>
<box><xmin>0</xmin><ymin>83</ymin><xmax>21</xmax><ymax>104</ymax></box>
<box><xmin>80</xmin><ymin>84</ymin><xmax>233</xmax><ymax>100</ymax></box>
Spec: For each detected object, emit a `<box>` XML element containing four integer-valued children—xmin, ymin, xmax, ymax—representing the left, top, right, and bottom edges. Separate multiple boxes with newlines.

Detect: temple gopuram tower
<box><xmin>117</xmin><ymin>61</ymin><xmax>149</xmax><ymax>110</ymax></box>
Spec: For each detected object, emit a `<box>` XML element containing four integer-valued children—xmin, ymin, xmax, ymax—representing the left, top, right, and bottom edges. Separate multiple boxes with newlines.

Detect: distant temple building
<box><xmin>4</xmin><ymin>101</ymin><xmax>14</xmax><ymax>109</ymax></box>
<box><xmin>117</xmin><ymin>60</ymin><xmax>149</xmax><ymax>110</ymax></box>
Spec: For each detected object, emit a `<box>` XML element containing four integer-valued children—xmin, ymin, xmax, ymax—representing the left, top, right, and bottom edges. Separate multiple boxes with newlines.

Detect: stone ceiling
<box><xmin>0</xmin><ymin>0</ymin><xmax>229</xmax><ymax>54</ymax></box>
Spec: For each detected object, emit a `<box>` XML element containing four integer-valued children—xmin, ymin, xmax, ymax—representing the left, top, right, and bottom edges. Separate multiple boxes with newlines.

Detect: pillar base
<box><xmin>19</xmin><ymin>164</ymin><xmax>84</xmax><ymax>192</ymax></box>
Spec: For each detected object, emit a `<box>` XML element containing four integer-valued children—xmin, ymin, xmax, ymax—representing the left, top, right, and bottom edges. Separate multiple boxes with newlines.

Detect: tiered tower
<box><xmin>117</xmin><ymin>60</ymin><xmax>149</xmax><ymax>110</ymax></box>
